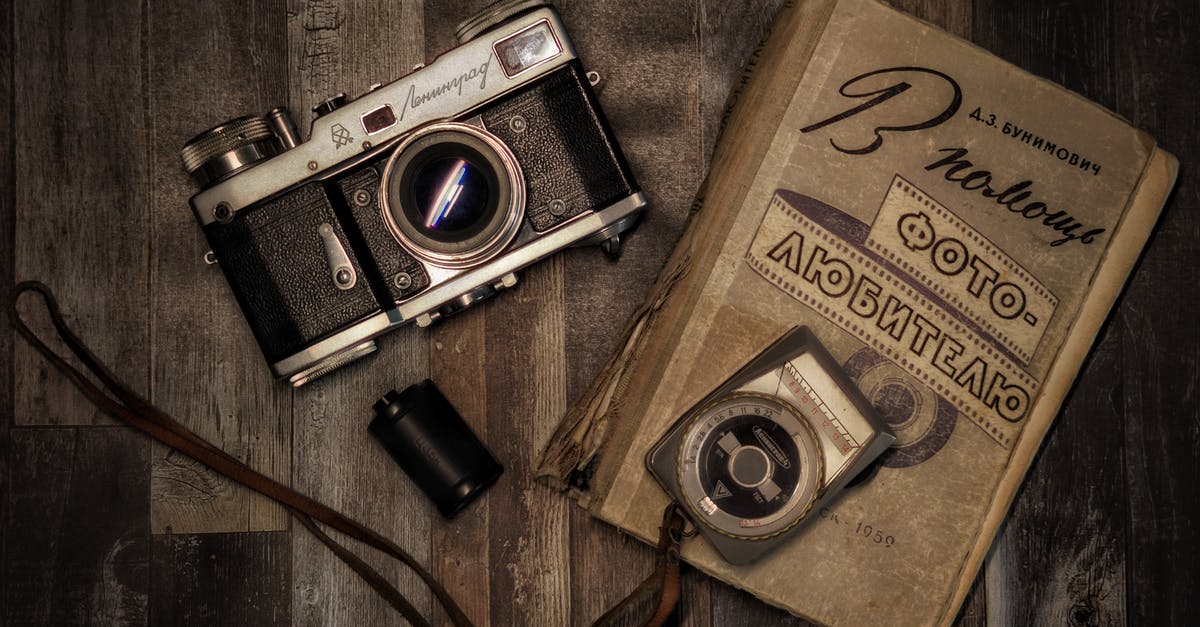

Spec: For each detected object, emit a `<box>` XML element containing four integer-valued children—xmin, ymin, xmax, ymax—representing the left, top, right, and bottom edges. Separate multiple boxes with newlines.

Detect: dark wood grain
<box><xmin>3</xmin><ymin>428</ymin><xmax>149</xmax><ymax>626</ymax></box>
<box><xmin>428</xmin><ymin>309</ymin><xmax>493</xmax><ymax>627</ymax></box>
<box><xmin>1</xmin><ymin>0</ymin><xmax>14</xmax><ymax>617</ymax></box>
<box><xmin>1106</xmin><ymin>3</ymin><xmax>1200</xmax><ymax>624</ymax></box>
<box><xmin>150</xmin><ymin>532</ymin><xmax>291</xmax><ymax>625</ymax></box>
<box><xmin>984</xmin><ymin>330</ymin><xmax>1127</xmax><ymax>625</ymax></box>
<box><xmin>145</xmin><ymin>0</ymin><xmax>293</xmax><ymax>537</ymax></box>
<box><xmin>3</xmin><ymin>0</ymin><xmax>1198</xmax><ymax>625</ymax></box>
<box><xmin>287</xmin><ymin>2</ymin><xmax>435</xmax><ymax>624</ymax></box>
<box><xmin>11</xmin><ymin>0</ymin><xmax>150</xmax><ymax>427</ymax></box>
<box><xmin>4</xmin><ymin>2</ymin><xmax>153</xmax><ymax>625</ymax></box>
<box><xmin>483</xmin><ymin>257</ymin><xmax>571</xmax><ymax>625</ymax></box>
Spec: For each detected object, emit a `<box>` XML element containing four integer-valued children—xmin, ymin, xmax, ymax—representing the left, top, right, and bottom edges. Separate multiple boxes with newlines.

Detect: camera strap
<box><xmin>591</xmin><ymin>503</ymin><xmax>687</xmax><ymax>627</ymax></box>
<box><xmin>7</xmin><ymin>281</ymin><xmax>473</xmax><ymax>627</ymax></box>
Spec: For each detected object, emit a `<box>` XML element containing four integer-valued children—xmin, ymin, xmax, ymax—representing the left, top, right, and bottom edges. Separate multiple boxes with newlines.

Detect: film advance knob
<box><xmin>180</xmin><ymin>115</ymin><xmax>279</xmax><ymax>188</ymax></box>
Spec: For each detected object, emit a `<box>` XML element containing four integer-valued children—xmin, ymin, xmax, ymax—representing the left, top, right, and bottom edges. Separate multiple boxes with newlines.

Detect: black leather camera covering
<box><xmin>203</xmin><ymin>183</ymin><xmax>383</xmax><ymax>363</ymax></box>
<box><xmin>482</xmin><ymin>61</ymin><xmax>638</xmax><ymax>232</ymax></box>
<box><xmin>335</xmin><ymin>166</ymin><xmax>432</xmax><ymax>304</ymax></box>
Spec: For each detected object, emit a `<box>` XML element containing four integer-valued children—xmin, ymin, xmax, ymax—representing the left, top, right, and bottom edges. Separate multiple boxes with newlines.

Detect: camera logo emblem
<box><xmin>330</xmin><ymin>123</ymin><xmax>354</xmax><ymax>148</ymax></box>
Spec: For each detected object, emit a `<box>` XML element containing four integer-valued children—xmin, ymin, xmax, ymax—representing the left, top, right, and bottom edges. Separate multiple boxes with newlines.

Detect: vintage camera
<box><xmin>647</xmin><ymin>327</ymin><xmax>895</xmax><ymax>564</ymax></box>
<box><xmin>179</xmin><ymin>1</ymin><xmax>645</xmax><ymax>386</ymax></box>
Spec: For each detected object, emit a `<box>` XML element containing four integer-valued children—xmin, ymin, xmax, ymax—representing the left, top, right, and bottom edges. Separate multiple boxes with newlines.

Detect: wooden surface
<box><xmin>2</xmin><ymin>0</ymin><xmax>1196</xmax><ymax>625</ymax></box>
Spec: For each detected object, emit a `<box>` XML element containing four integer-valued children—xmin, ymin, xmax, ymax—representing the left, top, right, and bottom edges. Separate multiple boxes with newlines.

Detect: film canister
<box><xmin>369</xmin><ymin>380</ymin><xmax>503</xmax><ymax>518</ymax></box>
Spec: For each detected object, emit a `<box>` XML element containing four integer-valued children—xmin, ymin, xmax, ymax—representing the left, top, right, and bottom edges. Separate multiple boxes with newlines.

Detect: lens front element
<box><xmin>382</xmin><ymin>123</ymin><xmax>524</xmax><ymax>267</ymax></box>
<box><xmin>410</xmin><ymin>154</ymin><xmax>494</xmax><ymax>237</ymax></box>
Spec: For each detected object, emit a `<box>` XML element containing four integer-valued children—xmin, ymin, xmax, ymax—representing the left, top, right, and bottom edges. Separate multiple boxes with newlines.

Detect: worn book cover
<box><xmin>537</xmin><ymin>0</ymin><xmax>1178</xmax><ymax>624</ymax></box>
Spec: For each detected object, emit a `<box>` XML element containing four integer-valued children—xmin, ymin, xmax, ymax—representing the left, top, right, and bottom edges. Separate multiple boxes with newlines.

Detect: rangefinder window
<box><xmin>361</xmin><ymin>105</ymin><xmax>398</xmax><ymax>135</ymax></box>
<box><xmin>495</xmin><ymin>21</ymin><xmax>562</xmax><ymax>77</ymax></box>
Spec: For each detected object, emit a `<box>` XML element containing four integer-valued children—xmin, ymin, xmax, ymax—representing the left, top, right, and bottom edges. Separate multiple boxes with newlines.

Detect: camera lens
<box><xmin>382</xmin><ymin>123</ymin><xmax>524</xmax><ymax>267</ymax></box>
<box><xmin>408</xmin><ymin>152</ymin><xmax>495</xmax><ymax>238</ymax></box>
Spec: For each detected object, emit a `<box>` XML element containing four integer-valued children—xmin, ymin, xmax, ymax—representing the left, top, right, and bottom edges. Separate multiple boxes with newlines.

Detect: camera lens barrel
<box><xmin>381</xmin><ymin>122</ymin><xmax>524</xmax><ymax>268</ymax></box>
<box><xmin>369</xmin><ymin>380</ymin><xmax>503</xmax><ymax>518</ymax></box>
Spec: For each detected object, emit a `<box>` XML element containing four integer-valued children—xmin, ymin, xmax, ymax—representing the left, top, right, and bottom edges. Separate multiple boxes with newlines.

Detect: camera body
<box><xmin>647</xmin><ymin>327</ymin><xmax>895</xmax><ymax>564</ymax></box>
<box><xmin>180</xmin><ymin>2</ymin><xmax>645</xmax><ymax>386</ymax></box>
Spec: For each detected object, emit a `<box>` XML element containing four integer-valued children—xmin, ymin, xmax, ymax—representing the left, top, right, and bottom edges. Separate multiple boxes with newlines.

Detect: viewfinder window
<box><xmin>494</xmin><ymin>21</ymin><xmax>561</xmax><ymax>77</ymax></box>
<box><xmin>361</xmin><ymin>105</ymin><xmax>397</xmax><ymax>135</ymax></box>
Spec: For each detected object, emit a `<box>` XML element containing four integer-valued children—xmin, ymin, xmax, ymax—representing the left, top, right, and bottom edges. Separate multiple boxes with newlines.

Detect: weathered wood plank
<box><xmin>965</xmin><ymin>2</ymin><xmax>1133</xmax><ymax>625</ymax></box>
<box><xmin>6</xmin><ymin>4</ymin><xmax>153</xmax><ymax>625</ymax></box>
<box><xmin>420</xmin><ymin>5</ymin><xmax>497</xmax><ymax>624</ymax></box>
<box><xmin>1120</xmin><ymin>230</ymin><xmax>1200</xmax><ymax>625</ymax></box>
<box><xmin>288</xmin><ymin>1</ymin><xmax>435</xmax><ymax>624</ymax></box>
<box><xmin>289</xmin><ymin>336</ymin><xmax>432</xmax><ymax>627</ymax></box>
<box><xmin>146</xmin><ymin>0</ymin><xmax>292</xmax><ymax>536</ymax></box>
<box><xmin>985</xmin><ymin>329</ymin><xmax>1127</xmax><ymax>625</ymax></box>
<box><xmin>3</xmin><ymin>428</ymin><xmax>149</xmax><ymax>626</ymax></box>
<box><xmin>678</xmin><ymin>568</ymin><xmax>714</xmax><ymax>627</ymax></box>
<box><xmin>554</xmin><ymin>0</ymin><xmax>715</xmax><ymax>620</ymax></box>
<box><xmin>428</xmin><ymin>310</ymin><xmax>493</xmax><ymax>627</ymax></box>
<box><xmin>12</xmin><ymin>0</ymin><xmax>150</xmax><ymax>426</ymax></box>
<box><xmin>1106</xmin><ymin>1</ymin><xmax>1200</xmax><ymax>624</ymax></box>
<box><xmin>0</xmin><ymin>0</ymin><xmax>13</xmax><ymax>615</ymax></box>
<box><xmin>484</xmin><ymin>256</ymin><xmax>571</xmax><ymax>624</ymax></box>
<box><xmin>150</xmin><ymin>531</ymin><xmax>291</xmax><ymax>625</ymax></box>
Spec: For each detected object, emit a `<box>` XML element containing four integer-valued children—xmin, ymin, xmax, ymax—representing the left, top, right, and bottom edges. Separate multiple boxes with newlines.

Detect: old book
<box><xmin>536</xmin><ymin>0</ymin><xmax>1178</xmax><ymax>624</ymax></box>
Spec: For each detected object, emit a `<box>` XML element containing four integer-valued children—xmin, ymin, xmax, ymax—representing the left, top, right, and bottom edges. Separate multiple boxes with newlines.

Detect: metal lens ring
<box><xmin>381</xmin><ymin>122</ymin><xmax>524</xmax><ymax>268</ymax></box>
<box><xmin>676</xmin><ymin>392</ymin><xmax>824</xmax><ymax>541</ymax></box>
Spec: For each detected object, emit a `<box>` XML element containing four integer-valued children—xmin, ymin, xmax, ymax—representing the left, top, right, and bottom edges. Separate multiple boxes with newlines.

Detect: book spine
<box><xmin>535</xmin><ymin>0</ymin><xmax>842</xmax><ymax>504</ymax></box>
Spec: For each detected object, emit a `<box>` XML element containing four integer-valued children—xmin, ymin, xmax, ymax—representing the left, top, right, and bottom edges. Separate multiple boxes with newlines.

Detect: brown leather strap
<box><xmin>7</xmin><ymin>281</ymin><xmax>474</xmax><ymax>627</ymax></box>
<box><xmin>592</xmin><ymin>503</ymin><xmax>686</xmax><ymax>627</ymax></box>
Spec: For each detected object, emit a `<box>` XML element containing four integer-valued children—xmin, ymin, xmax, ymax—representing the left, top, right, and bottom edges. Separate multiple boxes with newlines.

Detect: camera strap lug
<box><xmin>600</xmin><ymin>235</ymin><xmax>622</xmax><ymax>258</ymax></box>
<box><xmin>203</xmin><ymin>250</ymin><xmax>218</xmax><ymax>266</ymax></box>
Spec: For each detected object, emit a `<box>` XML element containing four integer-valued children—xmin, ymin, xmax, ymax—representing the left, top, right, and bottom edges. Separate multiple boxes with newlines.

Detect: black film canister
<box><xmin>369</xmin><ymin>380</ymin><xmax>503</xmax><ymax>518</ymax></box>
